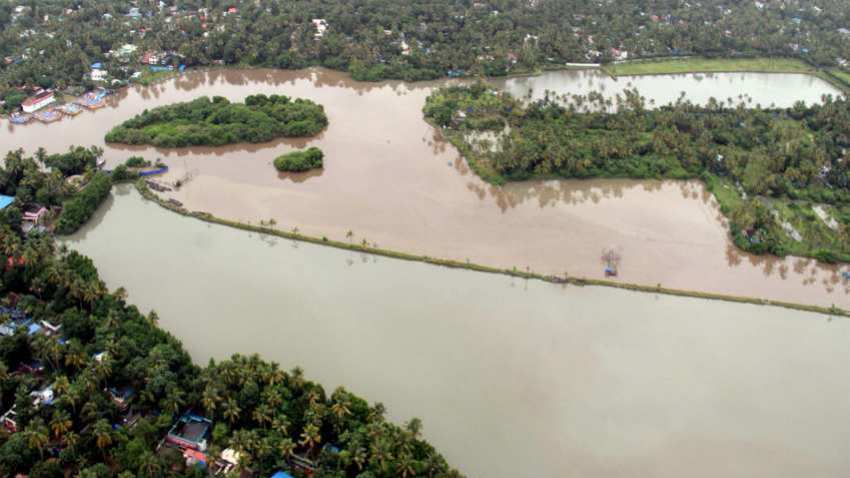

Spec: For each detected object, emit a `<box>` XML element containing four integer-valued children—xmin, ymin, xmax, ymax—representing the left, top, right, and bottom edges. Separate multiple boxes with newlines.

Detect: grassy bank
<box><xmin>819</xmin><ymin>69</ymin><xmax>850</xmax><ymax>94</ymax></box>
<box><xmin>603</xmin><ymin>57</ymin><xmax>815</xmax><ymax>76</ymax></box>
<box><xmin>135</xmin><ymin>180</ymin><xmax>848</xmax><ymax>318</ymax></box>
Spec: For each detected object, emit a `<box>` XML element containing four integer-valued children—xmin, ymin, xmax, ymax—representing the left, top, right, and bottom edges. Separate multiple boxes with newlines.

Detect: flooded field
<box><xmin>63</xmin><ymin>187</ymin><xmax>850</xmax><ymax>478</ymax></box>
<box><xmin>492</xmin><ymin>69</ymin><xmax>841</xmax><ymax>106</ymax></box>
<box><xmin>3</xmin><ymin>67</ymin><xmax>848</xmax><ymax>308</ymax></box>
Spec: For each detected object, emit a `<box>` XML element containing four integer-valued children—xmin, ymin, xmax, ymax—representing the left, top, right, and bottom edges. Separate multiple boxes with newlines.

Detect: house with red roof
<box><xmin>21</xmin><ymin>90</ymin><xmax>55</xmax><ymax>113</ymax></box>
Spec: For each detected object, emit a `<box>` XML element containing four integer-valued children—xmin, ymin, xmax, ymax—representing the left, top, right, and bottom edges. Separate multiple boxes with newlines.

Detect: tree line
<box><xmin>1</xmin><ymin>0</ymin><xmax>849</xmax><ymax>100</ymax></box>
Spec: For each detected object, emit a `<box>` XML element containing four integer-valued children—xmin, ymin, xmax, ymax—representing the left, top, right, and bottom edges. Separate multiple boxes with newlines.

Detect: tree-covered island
<box><xmin>274</xmin><ymin>147</ymin><xmax>324</xmax><ymax>173</ymax></box>
<box><xmin>105</xmin><ymin>95</ymin><xmax>328</xmax><ymax>148</ymax></box>
<box><xmin>424</xmin><ymin>83</ymin><xmax>850</xmax><ymax>262</ymax></box>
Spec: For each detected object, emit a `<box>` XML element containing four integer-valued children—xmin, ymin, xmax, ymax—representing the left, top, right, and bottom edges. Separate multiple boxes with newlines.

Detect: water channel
<box><xmin>63</xmin><ymin>186</ymin><xmax>850</xmax><ymax>478</ymax></box>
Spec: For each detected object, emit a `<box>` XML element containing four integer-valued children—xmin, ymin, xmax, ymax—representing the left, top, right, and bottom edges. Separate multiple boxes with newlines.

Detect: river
<box><xmin>63</xmin><ymin>185</ymin><xmax>850</xmax><ymax>478</ymax></box>
<box><xmin>6</xmin><ymin>67</ymin><xmax>844</xmax><ymax>308</ymax></box>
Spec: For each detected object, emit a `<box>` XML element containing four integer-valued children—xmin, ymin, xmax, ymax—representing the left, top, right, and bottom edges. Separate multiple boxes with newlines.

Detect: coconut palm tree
<box><xmin>262</xmin><ymin>388</ymin><xmax>283</xmax><ymax>408</ymax></box>
<box><xmin>369</xmin><ymin>437</ymin><xmax>394</xmax><ymax>473</ymax></box>
<box><xmin>64</xmin><ymin>341</ymin><xmax>87</xmax><ymax>369</ymax></box>
<box><xmin>162</xmin><ymin>387</ymin><xmax>185</xmax><ymax>417</ymax></box>
<box><xmin>223</xmin><ymin>397</ymin><xmax>241</xmax><ymax>425</ymax></box>
<box><xmin>252</xmin><ymin>403</ymin><xmax>273</xmax><ymax>428</ymax></box>
<box><xmin>25</xmin><ymin>419</ymin><xmax>49</xmax><ymax>459</ymax></box>
<box><xmin>202</xmin><ymin>385</ymin><xmax>219</xmax><ymax>416</ymax></box>
<box><xmin>299</xmin><ymin>422</ymin><xmax>321</xmax><ymax>453</ymax></box>
<box><xmin>64</xmin><ymin>431</ymin><xmax>80</xmax><ymax>450</ymax></box>
<box><xmin>50</xmin><ymin>410</ymin><xmax>73</xmax><ymax>440</ymax></box>
<box><xmin>405</xmin><ymin>417</ymin><xmax>422</xmax><ymax>440</ymax></box>
<box><xmin>278</xmin><ymin>437</ymin><xmax>296</xmax><ymax>461</ymax></box>
<box><xmin>93</xmin><ymin>419</ymin><xmax>113</xmax><ymax>457</ymax></box>
<box><xmin>289</xmin><ymin>366</ymin><xmax>305</xmax><ymax>390</ymax></box>
<box><xmin>272</xmin><ymin>415</ymin><xmax>290</xmax><ymax>436</ymax></box>
<box><xmin>396</xmin><ymin>452</ymin><xmax>418</xmax><ymax>478</ymax></box>
<box><xmin>266</xmin><ymin>363</ymin><xmax>286</xmax><ymax>386</ymax></box>
<box><xmin>52</xmin><ymin>375</ymin><xmax>70</xmax><ymax>395</ymax></box>
<box><xmin>139</xmin><ymin>450</ymin><xmax>163</xmax><ymax>477</ymax></box>
<box><xmin>352</xmin><ymin>446</ymin><xmax>367</xmax><ymax>471</ymax></box>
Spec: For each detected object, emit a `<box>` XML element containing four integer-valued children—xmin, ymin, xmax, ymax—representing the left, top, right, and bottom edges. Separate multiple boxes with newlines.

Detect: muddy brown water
<box><xmin>63</xmin><ymin>186</ymin><xmax>850</xmax><ymax>478</ymax></box>
<box><xmin>6</xmin><ymin>67</ymin><xmax>844</xmax><ymax>309</ymax></box>
<box><xmin>25</xmin><ymin>67</ymin><xmax>849</xmax><ymax>476</ymax></box>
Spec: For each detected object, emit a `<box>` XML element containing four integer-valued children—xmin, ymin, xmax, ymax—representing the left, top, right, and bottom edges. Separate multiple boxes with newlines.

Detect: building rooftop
<box><xmin>0</xmin><ymin>195</ymin><xmax>15</xmax><ymax>210</ymax></box>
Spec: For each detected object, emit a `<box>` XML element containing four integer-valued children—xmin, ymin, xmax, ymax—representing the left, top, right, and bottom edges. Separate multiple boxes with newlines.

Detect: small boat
<box><xmin>59</xmin><ymin>103</ymin><xmax>83</xmax><ymax>116</ymax></box>
<box><xmin>9</xmin><ymin>112</ymin><xmax>32</xmax><ymax>124</ymax></box>
<box><xmin>34</xmin><ymin>109</ymin><xmax>62</xmax><ymax>123</ymax></box>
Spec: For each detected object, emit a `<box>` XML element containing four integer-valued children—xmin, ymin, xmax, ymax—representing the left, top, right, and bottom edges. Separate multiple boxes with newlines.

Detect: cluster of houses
<box><xmin>154</xmin><ymin>411</ymin><xmax>312</xmax><ymax>477</ymax></box>
<box><xmin>0</xmin><ymin>196</ymin><xmax>49</xmax><ymax>234</ymax></box>
<box><xmin>0</xmin><ymin>304</ymin><xmax>64</xmax><ymax>434</ymax></box>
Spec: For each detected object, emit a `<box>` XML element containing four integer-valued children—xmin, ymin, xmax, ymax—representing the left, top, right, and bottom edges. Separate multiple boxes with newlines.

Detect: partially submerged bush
<box><xmin>273</xmin><ymin>147</ymin><xmax>324</xmax><ymax>172</ymax></box>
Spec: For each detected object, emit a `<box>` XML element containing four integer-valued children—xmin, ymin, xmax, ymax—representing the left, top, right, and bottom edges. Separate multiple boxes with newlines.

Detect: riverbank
<box><xmin>136</xmin><ymin>180</ymin><xmax>848</xmax><ymax>317</ymax></box>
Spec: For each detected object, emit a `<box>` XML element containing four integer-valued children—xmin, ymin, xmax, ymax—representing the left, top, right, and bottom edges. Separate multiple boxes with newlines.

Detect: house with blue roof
<box><xmin>0</xmin><ymin>195</ymin><xmax>15</xmax><ymax>210</ymax></box>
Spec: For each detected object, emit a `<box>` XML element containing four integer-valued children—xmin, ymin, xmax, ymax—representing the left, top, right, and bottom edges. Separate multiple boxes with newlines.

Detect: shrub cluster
<box><xmin>273</xmin><ymin>147</ymin><xmax>324</xmax><ymax>172</ymax></box>
<box><xmin>54</xmin><ymin>172</ymin><xmax>113</xmax><ymax>234</ymax></box>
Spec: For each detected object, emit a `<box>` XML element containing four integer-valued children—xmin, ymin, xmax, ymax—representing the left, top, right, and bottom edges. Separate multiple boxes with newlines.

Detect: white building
<box><xmin>91</xmin><ymin>68</ymin><xmax>108</xmax><ymax>81</ymax></box>
<box><xmin>21</xmin><ymin>90</ymin><xmax>55</xmax><ymax>113</ymax></box>
<box><xmin>312</xmin><ymin>19</ymin><xmax>328</xmax><ymax>38</ymax></box>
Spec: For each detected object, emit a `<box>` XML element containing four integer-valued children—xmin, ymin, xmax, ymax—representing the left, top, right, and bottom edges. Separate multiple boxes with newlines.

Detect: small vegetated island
<box><xmin>105</xmin><ymin>94</ymin><xmax>328</xmax><ymax>147</ymax></box>
<box><xmin>424</xmin><ymin>83</ymin><xmax>850</xmax><ymax>263</ymax></box>
<box><xmin>274</xmin><ymin>146</ymin><xmax>324</xmax><ymax>172</ymax></box>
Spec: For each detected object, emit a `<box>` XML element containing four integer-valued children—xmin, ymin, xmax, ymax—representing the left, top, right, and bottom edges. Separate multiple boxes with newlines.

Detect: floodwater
<box><xmin>492</xmin><ymin>69</ymin><xmax>842</xmax><ymax>106</ymax></box>
<box><xmin>63</xmin><ymin>186</ymin><xmax>850</xmax><ymax>478</ymax></box>
<box><xmin>2</xmin><ymin>68</ymin><xmax>848</xmax><ymax>309</ymax></box>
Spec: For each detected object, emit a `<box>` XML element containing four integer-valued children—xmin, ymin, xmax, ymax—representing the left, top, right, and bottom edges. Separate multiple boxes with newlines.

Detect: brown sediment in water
<box><xmin>60</xmin><ymin>187</ymin><xmax>850</xmax><ymax>478</ymax></box>
<box><xmin>3</xmin><ymin>67</ymin><xmax>848</xmax><ymax>309</ymax></box>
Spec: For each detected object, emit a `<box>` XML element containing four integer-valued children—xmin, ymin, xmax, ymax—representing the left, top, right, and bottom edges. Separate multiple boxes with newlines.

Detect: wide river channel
<box><xmin>65</xmin><ymin>185</ymin><xmax>850</xmax><ymax>478</ymax></box>
<box><xmin>2</xmin><ymin>67</ymin><xmax>848</xmax><ymax>476</ymax></box>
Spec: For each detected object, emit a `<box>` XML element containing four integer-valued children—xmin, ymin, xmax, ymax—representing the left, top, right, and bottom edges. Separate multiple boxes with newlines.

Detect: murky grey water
<box><xmin>63</xmin><ymin>187</ymin><xmax>850</xmax><ymax>478</ymax></box>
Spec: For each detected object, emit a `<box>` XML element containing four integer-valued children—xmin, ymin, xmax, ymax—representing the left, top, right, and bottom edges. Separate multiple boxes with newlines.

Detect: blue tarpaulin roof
<box><xmin>271</xmin><ymin>472</ymin><xmax>294</xmax><ymax>478</ymax></box>
<box><xmin>91</xmin><ymin>62</ymin><xmax>103</xmax><ymax>69</ymax></box>
<box><xmin>0</xmin><ymin>195</ymin><xmax>14</xmax><ymax>210</ymax></box>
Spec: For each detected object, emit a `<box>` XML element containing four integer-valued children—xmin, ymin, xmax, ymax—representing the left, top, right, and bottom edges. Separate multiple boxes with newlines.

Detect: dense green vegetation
<box><xmin>1</xmin><ymin>0</ymin><xmax>850</xmax><ymax>103</ymax></box>
<box><xmin>54</xmin><ymin>172</ymin><xmax>113</xmax><ymax>235</ymax></box>
<box><xmin>274</xmin><ymin>147</ymin><xmax>324</xmax><ymax>172</ymax></box>
<box><xmin>424</xmin><ymin>83</ymin><xmax>850</xmax><ymax>261</ymax></box>
<box><xmin>0</xmin><ymin>147</ymin><xmax>460</xmax><ymax>476</ymax></box>
<box><xmin>0</xmin><ymin>146</ymin><xmax>108</xmax><ymax>231</ymax></box>
<box><xmin>105</xmin><ymin>95</ymin><xmax>328</xmax><ymax>147</ymax></box>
